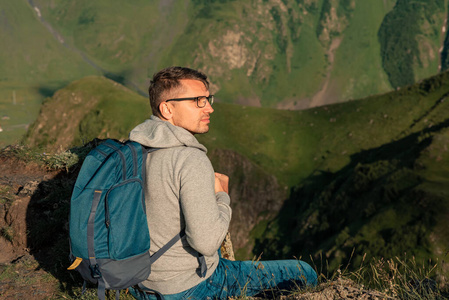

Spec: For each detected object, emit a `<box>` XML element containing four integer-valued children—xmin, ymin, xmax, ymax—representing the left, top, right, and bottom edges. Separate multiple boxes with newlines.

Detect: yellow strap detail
<box><xmin>67</xmin><ymin>257</ymin><xmax>82</xmax><ymax>270</ymax></box>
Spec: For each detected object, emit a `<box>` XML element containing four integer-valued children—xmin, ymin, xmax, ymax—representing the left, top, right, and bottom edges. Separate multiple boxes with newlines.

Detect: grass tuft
<box><xmin>0</xmin><ymin>143</ymin><xmax>94</xmax><ymax>171</ymax></box>
<box><xmin>0</xmin><ymin>226</ymin><xmax>14</xmax><ymax>243</ymax></box>
<box><xmin>307</xmin><ymin>254</ymin><xmax>449</xmax><ymax>300</ymax></box>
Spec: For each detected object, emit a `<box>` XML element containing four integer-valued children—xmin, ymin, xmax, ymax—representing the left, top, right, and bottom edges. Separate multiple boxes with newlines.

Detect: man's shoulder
<box><xmin>176</xmin><ymin>145</ymin><xmax>209</xmax><ymax>160</ymax></box>
<box><xmin>170</xmin><ymin>146</ymin><xmax>211</xmax><ymax>172</ymax></box>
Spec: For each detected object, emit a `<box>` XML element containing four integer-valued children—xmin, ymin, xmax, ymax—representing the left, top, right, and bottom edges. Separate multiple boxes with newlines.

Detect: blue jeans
<box><xmin>129</xmin><ymin>258</ymin><xmax>317</xmax><ymax>300</ymax></box>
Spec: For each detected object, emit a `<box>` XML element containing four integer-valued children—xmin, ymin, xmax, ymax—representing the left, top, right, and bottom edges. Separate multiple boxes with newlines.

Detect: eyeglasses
<box><xmin>165</xmin><ymin>95</ymin><xmax>214</xmax><ymax>108</ymax></box>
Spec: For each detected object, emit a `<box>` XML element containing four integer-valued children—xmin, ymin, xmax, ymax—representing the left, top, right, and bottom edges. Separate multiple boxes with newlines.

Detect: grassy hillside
<box><xmin>0</xmin><ymin>0</ymin><xmax>96</xmax><ymax>84</ymax></box>
<box><xmin>200</xmin><ymin>71</ymin><xmax>449</xmax><ymax>189</ymax></box>
<box><xmin>254</xmin><ymin>122</ymin><xmax>449</xmax><ymax>267</ymax></box>
<box><xmin>251</xmin><ymin>77</ymin><xmax>449</xmax><ymax>273</ymax></box>
<box><xmin>0</xmin><ymin>0</ymin><xmax>99</xmax><ymax>145</ymax></box>
<box><xmin>327</xmin><ymin>0</ymin><xmax>394</xmax><ymax>102</ymax></box>
<box><xmin>24</xmin><ymin>76</ymin><xmax>150</xmax><ymax>149</ymax></box>
<box><xmin>378</xmin><ymin>0</ymin><xmax>447</xmax><ymax>88</ymax></box>
<box><xmin>31</xmin><ymin>0</ymin><xmax>190</xmax><ymax>87</ymax></box>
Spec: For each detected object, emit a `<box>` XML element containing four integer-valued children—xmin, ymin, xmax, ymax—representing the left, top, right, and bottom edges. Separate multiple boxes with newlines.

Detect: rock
<box><xmin>0</xmin><ymin>196</ymin><xmax>31</xmax><ymax>263</ymax></box>
<box><xmin>17</xmin><ymin>181</ymin><xmax>39</xmax><ymax>196</ymax></box>
<box><xmin>287</xmin><ymin>278</ymin><xmax>393</xmax><ymax>300</ymax></box>
<box><xmin>220</xmin><ymin>232</ymin><xmax>235</xmax><ymax>261</ymax></box>
<box><xmin>210</xmin><ymin>148</ymin><xmax>286</xmax><ymax>257</ymax></box>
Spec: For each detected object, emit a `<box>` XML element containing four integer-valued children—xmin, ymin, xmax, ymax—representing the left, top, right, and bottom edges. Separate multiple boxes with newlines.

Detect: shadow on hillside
<box><xmin>254</xmin><ymin>117</ymin><xmax>449</xmax><ymax>270</ymax></box>
<box><xmin>103</xmin><ymin>69</ymin><xmax>147</xmax><ymax>97</ymax></box>
<box><xmin>25</xmin><ymin>145</ymin><xmax>93</xmax><ymax>296</ymax></box>
<box><xmin>37</xmin><ymin>82</ymin><xmax>69</xmax><ymax>98</ymax></box>
<box><xmin>103</xmin><ymin>70</ymin><xmax>126</xmax><ymax>86</ymax></box>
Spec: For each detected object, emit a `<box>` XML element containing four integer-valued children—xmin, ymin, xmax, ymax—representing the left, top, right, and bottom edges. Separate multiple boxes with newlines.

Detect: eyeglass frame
<box><xmin>165</xmin><ymin>95</ymin><xmax>214</xmax><ymax>108</ymax></box>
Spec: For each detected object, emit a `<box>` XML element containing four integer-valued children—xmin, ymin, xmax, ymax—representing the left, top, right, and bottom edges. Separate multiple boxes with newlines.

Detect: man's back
<box><xmin>129</xmin><ymin>116</ymin><xmax>232</xmax><ymax>294</ymax></box>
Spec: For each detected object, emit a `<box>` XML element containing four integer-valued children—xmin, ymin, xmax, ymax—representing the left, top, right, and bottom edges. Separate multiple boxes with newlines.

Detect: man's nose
<box><xmin>203</xmin><ymin>101</ymin><xmax>214</xmax><ymax>113</ymax></box>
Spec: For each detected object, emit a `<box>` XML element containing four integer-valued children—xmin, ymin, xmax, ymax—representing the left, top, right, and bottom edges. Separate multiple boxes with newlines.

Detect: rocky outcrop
<box><xmin>0</xmin><ymin>153</ymin><xmax>59</xmax><ymax>263</ymax></box>
<box><xmin>209</xmin><ymin>148</ymin><xmax>287</xmax><ymax>257</ymax></box>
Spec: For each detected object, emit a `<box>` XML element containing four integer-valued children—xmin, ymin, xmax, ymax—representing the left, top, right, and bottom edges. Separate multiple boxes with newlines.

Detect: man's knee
<box><xmin>298</xmin><ymin>261</ymin><xmax>317</xmax><ymax>286</ymax></box>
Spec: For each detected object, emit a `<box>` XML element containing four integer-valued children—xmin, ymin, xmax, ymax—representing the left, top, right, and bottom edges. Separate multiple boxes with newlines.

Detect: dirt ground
<box><xmin>0</xmin><ymin>155</ymin><xmax>64</xmax><ymax>299</ymax></box>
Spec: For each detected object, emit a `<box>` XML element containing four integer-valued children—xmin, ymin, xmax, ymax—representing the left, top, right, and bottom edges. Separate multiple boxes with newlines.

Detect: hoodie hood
<box><xmin>129</xmin><ymin>116</ymin><xmax>207</xmax><ymax>153</ymax></box>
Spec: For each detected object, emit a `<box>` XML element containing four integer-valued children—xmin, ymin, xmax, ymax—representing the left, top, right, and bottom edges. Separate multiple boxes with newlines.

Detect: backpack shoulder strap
<box><xmin>150</xmin><ymin>230</ymin><xmax>185</xmax><ymax>264</ymax></box>
<box><xmin>149</xmin><ymin>230</ymin><xmax>207</xmax><ymax>278</ymax></box>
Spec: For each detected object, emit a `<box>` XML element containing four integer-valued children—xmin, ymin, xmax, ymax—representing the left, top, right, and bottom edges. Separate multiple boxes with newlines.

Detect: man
<box><xmin>128</xmin><ymin>66</ymin><xmax>317</xmax><ymax>299</ymax></box>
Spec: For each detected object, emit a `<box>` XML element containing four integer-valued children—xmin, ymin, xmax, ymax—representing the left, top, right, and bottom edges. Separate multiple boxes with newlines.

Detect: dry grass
<box><xmin>233</xmin><ymin>253</ymin><xmax>449</xmax><ymax>299</ymax></box>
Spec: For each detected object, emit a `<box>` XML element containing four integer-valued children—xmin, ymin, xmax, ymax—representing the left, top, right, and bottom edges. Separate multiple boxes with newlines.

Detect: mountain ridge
<box><xmin>3</xmin><ymin>0</ymin><xmax>449</xmax><ymax>146</ymax></box>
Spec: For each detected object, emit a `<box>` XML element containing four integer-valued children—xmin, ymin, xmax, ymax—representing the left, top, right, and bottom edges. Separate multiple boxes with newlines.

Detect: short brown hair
<box><xmin>148</xmin><ymin>66</ymin><xmax>209</xmax><ymax>117</ymax></box>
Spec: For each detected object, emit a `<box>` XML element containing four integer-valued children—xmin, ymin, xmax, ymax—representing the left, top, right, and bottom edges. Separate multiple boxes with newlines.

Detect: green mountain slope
<box><xmin>3</xmin><ymin>0</ymin><xmax>449</xmax><ymax>146</ymax></box>
<box><xmin>30</xmin><ymin>0</ymin><xmax>189</xmax><ymax>87</ymax></box>
<box><xmin>0</xmin><ymin>0</ymin><xmax>99</xmax><ymax>145</ymax></box>
<box><xmin>251</xmin><ymin>77</ymin><xmax>449</xmax><ymax>271</ymax></box>
<box><xmin>24</xmin><ymin>76</ymin><xmax>150</xmax><ymax>149</ymax></box>
<box><xmin>324</xmin><ymin>0</ymin><xmax>394</xmax><ymax>103</ymax></box>
<box><xmin>255</xmin><ymin>119</ymin><xmax>449</xmax><ymax>271</ymax></box>
<box><xmin>19</xmin><ymin>0</ymin><xmax>449</xmax><ymax>107</ymax></box>
<box><xmin>24</xmin><ymin>71</ymin><xmax>449</xmax><ymax>270</ymax></box>
<box><xmin>379</xmin><ymin>0</ymin><xmax>447</xmax><ymax>88</ymax></box>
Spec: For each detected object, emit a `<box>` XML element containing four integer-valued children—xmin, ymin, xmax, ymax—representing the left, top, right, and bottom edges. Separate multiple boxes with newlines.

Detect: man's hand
<box><xmin>214</xmin><ymin>172</ymin><xmax>229</xmax><ymax>194</ymax></box>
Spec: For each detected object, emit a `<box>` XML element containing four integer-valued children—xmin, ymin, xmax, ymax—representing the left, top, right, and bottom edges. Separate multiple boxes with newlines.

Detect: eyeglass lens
<box><xmin>198</xmin><ymin>96</ymin><xmax>213</xmax><ymax>107</ymax></box>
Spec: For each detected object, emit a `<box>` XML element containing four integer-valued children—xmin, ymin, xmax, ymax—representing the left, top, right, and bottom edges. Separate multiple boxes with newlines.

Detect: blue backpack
<box><xmin>68</xmin><ymin>139</ymin><xmax>184</xmax><ymax>299</ymax></box>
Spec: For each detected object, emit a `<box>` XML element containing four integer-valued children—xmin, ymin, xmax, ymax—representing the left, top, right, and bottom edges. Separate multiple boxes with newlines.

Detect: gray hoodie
<box><xmin>129</xmin><ymin>116</ymin><xmax>232</xmax><ymax>294</ymax></box>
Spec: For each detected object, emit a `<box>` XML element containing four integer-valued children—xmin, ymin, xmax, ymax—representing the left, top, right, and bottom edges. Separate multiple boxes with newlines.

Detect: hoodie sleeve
<box><xmin>177</xmin><ymin>149</ymin><xmax>232</xmax><ymax>257</ymax></box>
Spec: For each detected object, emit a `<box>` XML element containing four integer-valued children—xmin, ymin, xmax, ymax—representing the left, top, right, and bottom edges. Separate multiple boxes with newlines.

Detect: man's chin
<box><xmin>191</xmin><ymin>126</ymin><xmax>210</xmax><ymax>135</ymax></box>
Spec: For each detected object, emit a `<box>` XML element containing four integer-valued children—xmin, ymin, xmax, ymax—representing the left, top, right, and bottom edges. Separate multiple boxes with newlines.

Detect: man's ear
<box><xmin>159</xmin><ymin>102</ymin><xmax>173</xmax><ymax>120</ymax></box>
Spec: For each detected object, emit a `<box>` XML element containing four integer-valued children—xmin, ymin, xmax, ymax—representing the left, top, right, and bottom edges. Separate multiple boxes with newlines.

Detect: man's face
<box><xmin>166</xmin><ymin>79</ymin><xmax>214</xmax><ymax>134</ymax></box>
